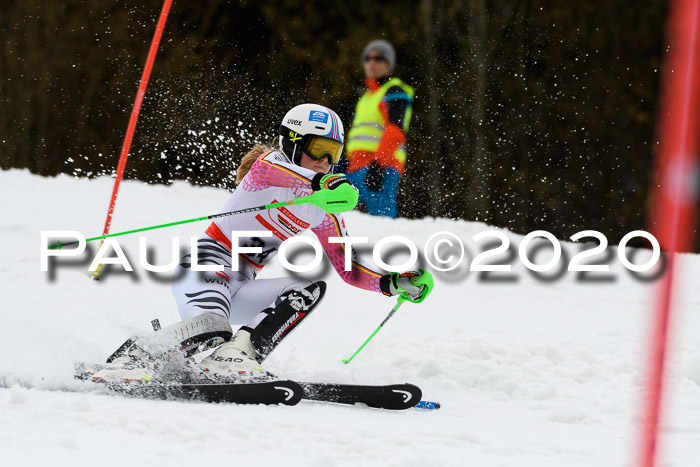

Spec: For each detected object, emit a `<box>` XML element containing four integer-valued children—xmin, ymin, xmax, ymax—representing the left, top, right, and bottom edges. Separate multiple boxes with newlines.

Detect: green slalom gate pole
<box><xmin>342</xmin><ymin>296</ymin><xmax>407</xmax><ymax>364</ymax></box>
<box><xmin>48</xmin><ymin>185</ymin><xmax>359</xmax><ymax>250</ymax></box>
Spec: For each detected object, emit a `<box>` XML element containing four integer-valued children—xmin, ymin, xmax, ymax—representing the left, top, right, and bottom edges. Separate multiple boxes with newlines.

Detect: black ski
<box><xmin>76</xmin><ymin>363</ymin><xmax>424</xmax><ymax>410</ymax></box>
<box><xmin>300</xmin><ymin>382</ymin><xmax>422</xmax><ymax>410</ymax></box>
<box><xmin>94</xmin><ymin>379</ymin><xmax>303</xmax><ymax>406</ymax></box>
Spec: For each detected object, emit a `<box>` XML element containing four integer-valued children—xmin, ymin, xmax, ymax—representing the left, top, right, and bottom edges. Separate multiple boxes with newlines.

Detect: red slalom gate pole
<box><xmin>93</xmin><ymin>0</ymin><xmax>173</xmax><ymax>278</ymax></box>
<box><xmin>640</xmin><ymin>0</ymin><xmax>700</xmax><ymax>466</ymax></box>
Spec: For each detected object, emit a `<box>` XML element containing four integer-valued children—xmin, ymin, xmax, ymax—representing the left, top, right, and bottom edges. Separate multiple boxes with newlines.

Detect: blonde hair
<box><xmin>235</xmin><ymin>138</ymin><xmax>277</xmax><ymax>185</ymax></box>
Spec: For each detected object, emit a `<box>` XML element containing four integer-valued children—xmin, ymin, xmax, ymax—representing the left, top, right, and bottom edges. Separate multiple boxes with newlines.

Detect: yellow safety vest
<box><xmin>346</xmin><ymin>77</ymin><xmax>414</xmax><ymax>166</ymax></box>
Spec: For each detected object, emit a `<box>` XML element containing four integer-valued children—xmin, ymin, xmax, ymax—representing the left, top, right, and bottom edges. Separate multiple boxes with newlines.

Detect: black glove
<box><xmin>365</xmin><ymin>161</ymin><xmax>385</xmax><ymax>191</ymax></box>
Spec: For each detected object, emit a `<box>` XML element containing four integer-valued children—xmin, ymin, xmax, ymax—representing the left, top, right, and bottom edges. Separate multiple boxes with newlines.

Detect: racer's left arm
<box><xmin>311</xmin><ymin>212</ymin><xmax>386</xmax><ymax>294</ymax></box>
<box><xmin>311</xmin><ymin>212</ymin><xmax>433</xmax><ymax>302</ymax></box>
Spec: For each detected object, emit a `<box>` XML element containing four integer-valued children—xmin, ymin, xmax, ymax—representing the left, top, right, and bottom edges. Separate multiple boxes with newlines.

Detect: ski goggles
<box><xmin>363</xmin><ymin>54</ymin><xmax>386</xmax><ymax>63</ymax></box>
<box><xmin>304</xmin><ymin>136</ymin><xmax>343</xmax><ymax>165</ymax></box>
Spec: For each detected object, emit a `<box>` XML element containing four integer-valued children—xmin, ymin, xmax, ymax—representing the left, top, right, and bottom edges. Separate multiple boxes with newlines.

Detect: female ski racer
<box><xmin>94</xmin><ymin>103</ymin><xmax>432</xmax><ymax>382</ymax></box>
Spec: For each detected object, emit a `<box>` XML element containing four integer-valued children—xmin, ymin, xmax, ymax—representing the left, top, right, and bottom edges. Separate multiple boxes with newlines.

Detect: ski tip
<box><xmin>415</xmin><ymin>400</ymin><xmax>441</xmax><ymax>410</ymax></box>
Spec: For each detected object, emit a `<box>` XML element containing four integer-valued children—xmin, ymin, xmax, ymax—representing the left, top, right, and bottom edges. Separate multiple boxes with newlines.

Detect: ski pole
<box><xmin>342</xmin><ymin>296</ymin><xmax>407</xmax><ymax>364</ymax></box>
<box><xmin>48</xmin><ymin>186</ymin><xmax>358</xmax><ymax>250</ymax></box>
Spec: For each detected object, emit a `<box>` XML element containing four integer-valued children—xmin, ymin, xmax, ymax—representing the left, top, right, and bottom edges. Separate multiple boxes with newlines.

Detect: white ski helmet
<box><xmin>279</xmin><ymin>103</ymin><xmax>345</xmax><ymax>166</ymax></box>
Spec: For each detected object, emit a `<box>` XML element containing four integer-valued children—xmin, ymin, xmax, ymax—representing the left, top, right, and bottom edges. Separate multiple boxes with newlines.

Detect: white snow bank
<box><xmin>0</xmin><ymin>169</ymin><xmax>698</xmax><ymax>467</ymax></box>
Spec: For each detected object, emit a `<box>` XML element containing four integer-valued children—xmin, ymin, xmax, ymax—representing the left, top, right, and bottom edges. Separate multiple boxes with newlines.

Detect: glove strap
<box><xmin>379</xmin><ymin>274</ymin><xmax>394</xmax><ymax>296</ymax></box>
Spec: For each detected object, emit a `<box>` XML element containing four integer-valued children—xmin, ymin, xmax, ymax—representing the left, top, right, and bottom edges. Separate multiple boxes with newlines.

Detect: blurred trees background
<box><xmin>1</xmin><ymin>0</ymin><xmax>675</xmax><ymax>246</ymax></box>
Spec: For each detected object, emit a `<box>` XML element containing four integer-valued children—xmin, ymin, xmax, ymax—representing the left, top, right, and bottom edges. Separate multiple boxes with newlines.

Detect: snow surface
<box><xmin>1</xmin><ymin>169</ymin><xmax>699</xmax><ymax>467</ymax></box>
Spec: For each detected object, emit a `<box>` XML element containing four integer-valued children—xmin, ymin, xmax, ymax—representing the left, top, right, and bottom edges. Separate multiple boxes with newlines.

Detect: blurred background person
<box><xmin>344</xmin><ymin>40</ymin><xmax>414</xmax><ymax>218</ymax></box>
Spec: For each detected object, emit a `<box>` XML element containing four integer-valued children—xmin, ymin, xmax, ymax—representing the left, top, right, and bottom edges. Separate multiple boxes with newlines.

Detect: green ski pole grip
<box><xmin>295</xmin><ymin>184</ymin><xmax>359</xmax><ymax>213</ymax></box>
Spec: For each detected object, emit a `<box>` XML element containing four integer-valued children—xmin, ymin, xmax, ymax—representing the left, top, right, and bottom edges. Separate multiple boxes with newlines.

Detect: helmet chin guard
<box><xmin>279</xmin><ymin>103</ymin><xmax>345</xmax><ymax>166</ymax></box>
